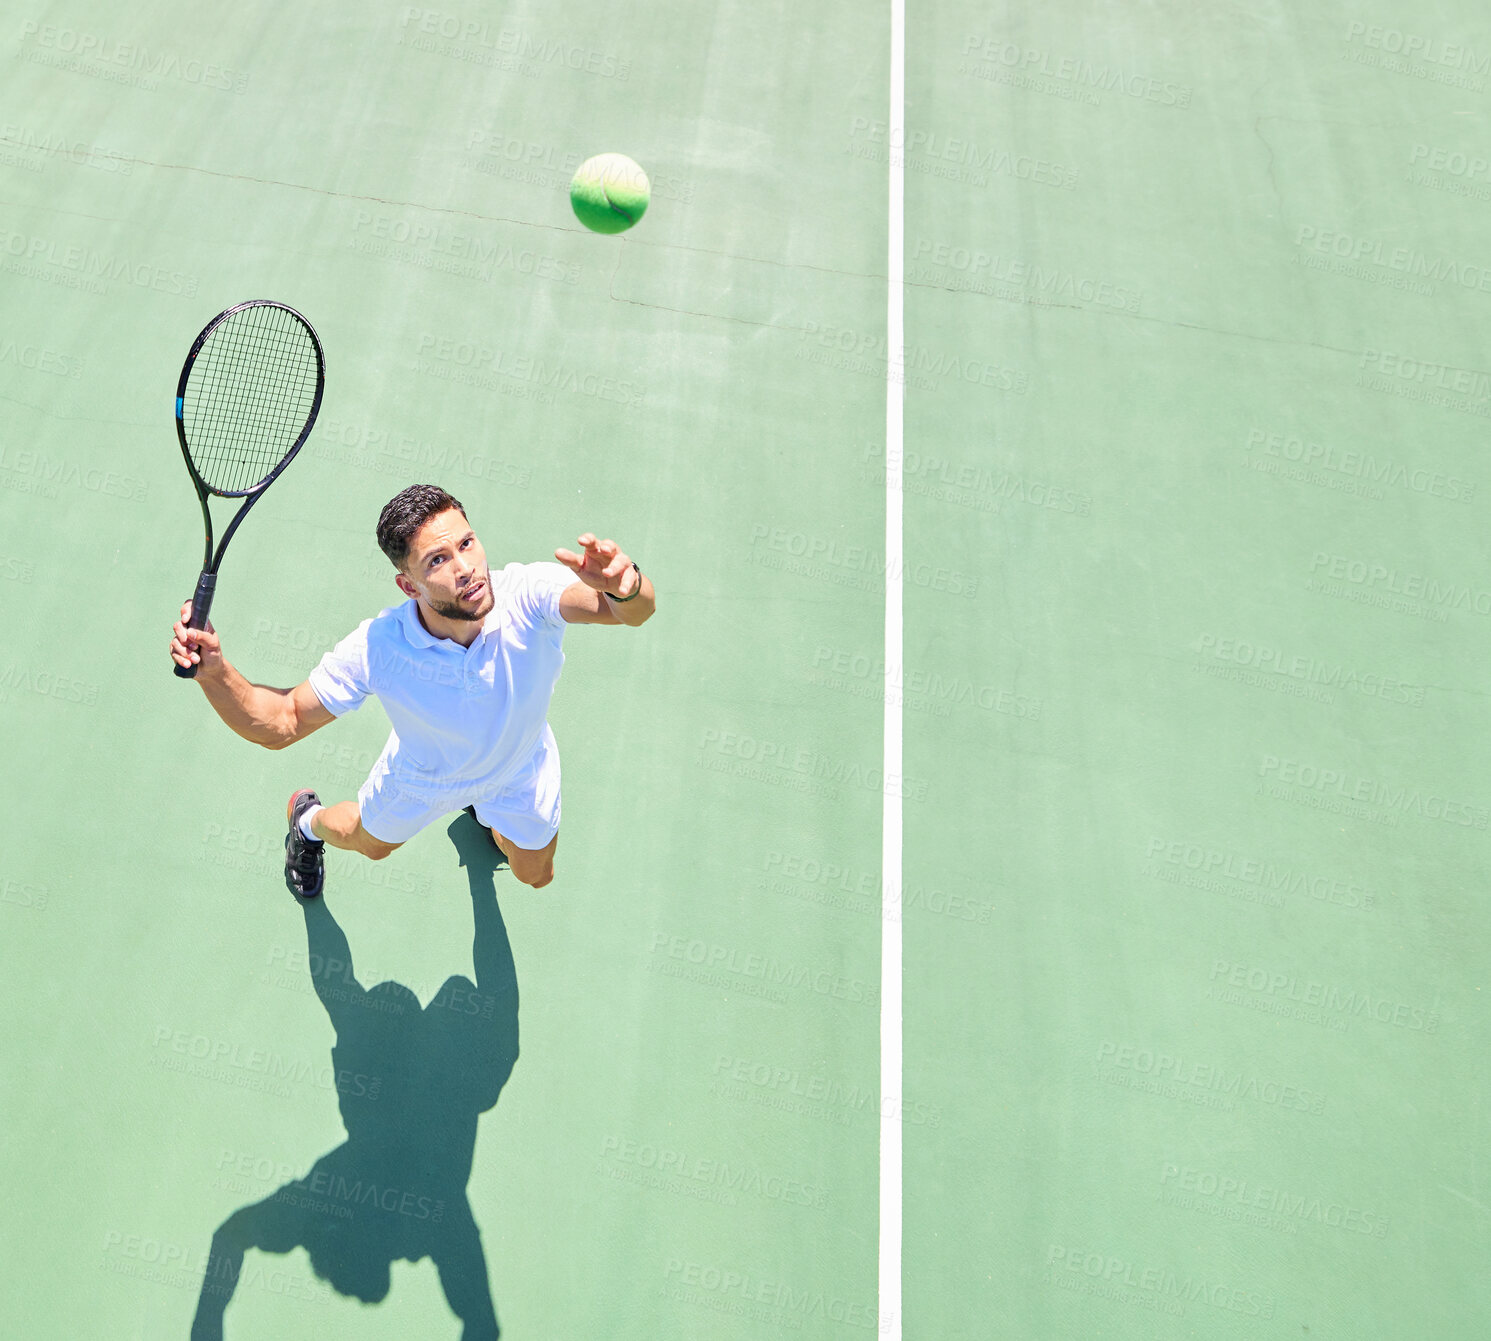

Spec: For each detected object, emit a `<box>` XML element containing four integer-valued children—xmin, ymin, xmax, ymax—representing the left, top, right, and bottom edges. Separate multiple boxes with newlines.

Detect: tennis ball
<box><xmin>569</xmin><ymin>153</ymin><xmax>650</xmax><ymax>234</ymax></box>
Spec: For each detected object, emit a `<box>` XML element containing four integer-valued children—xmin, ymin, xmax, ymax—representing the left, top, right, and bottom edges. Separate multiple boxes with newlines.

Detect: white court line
<box><xmin>881</xmin><ymin>0</ymin><xmax>905</xmax><ymax>1337</ymax></box>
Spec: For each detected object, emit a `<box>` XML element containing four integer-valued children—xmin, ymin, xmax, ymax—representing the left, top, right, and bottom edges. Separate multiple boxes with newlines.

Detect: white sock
<box><xmin>298</xmin><ymin>806</ymin><xmax>324</xmax><ymax>842</ymax></box>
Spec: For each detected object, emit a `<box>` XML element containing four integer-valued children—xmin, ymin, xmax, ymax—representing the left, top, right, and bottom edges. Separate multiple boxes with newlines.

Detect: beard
<box><xmin>427</xmin><ymin>571</ymin><xmax>495</xmax><ymax>622</ymax></box>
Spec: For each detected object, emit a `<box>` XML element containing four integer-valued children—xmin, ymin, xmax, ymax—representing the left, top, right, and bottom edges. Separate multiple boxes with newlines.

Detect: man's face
<box><xmin>398</xmin><ymin>508</ymin><xmax>494</xmax><ymax>622</ymax></box>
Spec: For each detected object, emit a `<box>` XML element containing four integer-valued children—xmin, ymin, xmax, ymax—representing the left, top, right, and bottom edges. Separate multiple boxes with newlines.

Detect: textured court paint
<box><xmin>905</xmin><ymin>1</ymin><xmax>1491</xmax><ymax>1337</ymax></box>
<box><xmin>3</xmin><ymin>0</ymin><xmax>1489</xmax><ymax>1338</ymax></box>
<box><xmin>0</xmin><ymin>1</ymin><xmax>883</xmax><ymax>1337</ymax></box>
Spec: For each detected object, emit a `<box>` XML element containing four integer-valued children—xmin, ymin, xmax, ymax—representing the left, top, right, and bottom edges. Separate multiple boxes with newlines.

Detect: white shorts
<box><xmin>356</xmin><ymin>729</ymin><xmax>562</xmax><ymax>850</ymax></box>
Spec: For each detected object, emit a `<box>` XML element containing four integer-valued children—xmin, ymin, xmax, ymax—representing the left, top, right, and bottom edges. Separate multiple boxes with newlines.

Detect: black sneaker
<box><xmin>463</xmin><ymin>806</ymin><xmax>510</xmax><ymax>869</ymax></box>
<box><xmin>285</xmin><ymin>789</ymin><xmax>326</xmax><ymax>900</ymax></box>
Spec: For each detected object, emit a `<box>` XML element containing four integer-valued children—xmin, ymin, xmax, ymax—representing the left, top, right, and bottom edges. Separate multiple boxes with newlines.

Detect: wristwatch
<box><xmin>609</xmin><ymin>561</ymin><xmax>643</xmax><ymax>602</ymax></box>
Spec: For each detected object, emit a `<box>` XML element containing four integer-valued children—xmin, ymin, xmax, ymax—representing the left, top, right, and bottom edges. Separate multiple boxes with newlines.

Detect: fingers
<box><xmin>170</xmin><ymin>609</ymin><xmax>220</xmax><ymax>668</ymax></box>
<box><xmin>560</xmin><ymin>537</ymin><xmax>615</xmax><ymax>565</ymax></box>
<box><xmin>174</xmin><ymin>603</ymin><xmax>198</xmax><ymax>665</ymax></box>
<box><xmin>170</xmin><ymin>629</ymin><xmax>199</xmax><ymax>667</ymax></box>
<box><xmin>577</xmin><ymin>534</ymin><xmax>618</xmax><ymax>559</ymax></box>
<box><xmin>562</xmin><ymin>536</ymin><xmax>628</xmax><ymax>591</ymax></box>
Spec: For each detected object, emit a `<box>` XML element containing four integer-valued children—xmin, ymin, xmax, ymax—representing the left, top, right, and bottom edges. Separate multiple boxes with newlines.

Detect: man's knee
<box><xmin>511</xmin><ymin>857</ymin><xmax>554</xmax><ymax>889</ymax></box>
<box><xmin>496</xmin><ymin>829</ymin><xmax>556</xmax><ymax>888</ymax></box>
<box><xmin>340</xmin><ymin>810</ymin><xmax>402</xmax><ymax>862</ymax></box>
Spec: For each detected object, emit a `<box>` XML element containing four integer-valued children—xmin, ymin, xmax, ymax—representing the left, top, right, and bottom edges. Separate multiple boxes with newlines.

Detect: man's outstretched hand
<box><xmin>555</xmin><ymin>534</ymin><xmax>640</xmax><ymax>599</ymax></box>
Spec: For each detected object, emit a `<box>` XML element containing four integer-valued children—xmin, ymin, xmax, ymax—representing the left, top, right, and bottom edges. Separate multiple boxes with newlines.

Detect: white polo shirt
<box><xmin>308</xmin><ymin>560</ymin><xmax>573</xmax><ymax>801</ymax></box>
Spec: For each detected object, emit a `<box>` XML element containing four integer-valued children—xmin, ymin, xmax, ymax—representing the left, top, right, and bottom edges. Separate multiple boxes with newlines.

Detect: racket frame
<box><xmin>174</xmin><ymin>299</ymin><xmax>325</xmax><ymax>679</ymax></box>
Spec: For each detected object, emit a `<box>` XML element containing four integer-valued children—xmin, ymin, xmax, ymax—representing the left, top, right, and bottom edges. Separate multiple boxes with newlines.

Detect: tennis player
<box><xmin>169</xmin><ymin>484</ymin><xmax>655</xmax><ymax>897</ymax></box>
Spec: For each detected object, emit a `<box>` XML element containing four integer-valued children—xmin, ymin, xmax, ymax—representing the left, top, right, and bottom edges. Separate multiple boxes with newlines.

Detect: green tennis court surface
<box><xmin>2</xmin><ymin>1</ymin><xmax>1488</xmax><ymax>1336</ymax></box>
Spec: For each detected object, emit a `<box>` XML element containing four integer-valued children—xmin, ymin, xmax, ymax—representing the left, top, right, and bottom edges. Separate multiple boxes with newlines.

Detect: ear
<box><xmin>394</xmin><ymin>572</ymin><xmax>417</xmax><ymax>598</ymax></box>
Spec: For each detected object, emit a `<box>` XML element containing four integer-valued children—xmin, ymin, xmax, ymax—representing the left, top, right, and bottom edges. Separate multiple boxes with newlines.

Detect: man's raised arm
<box><xmin>169</xmin><ymin>601</ymin><xmax>334</xmax><ymax>750</ymax></box>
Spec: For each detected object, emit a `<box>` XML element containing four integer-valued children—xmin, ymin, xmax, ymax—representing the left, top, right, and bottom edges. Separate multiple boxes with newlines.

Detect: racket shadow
<box><xmin>190</xmin><ymin>813</ymin><xmax>518</xmax><ymax>1340</ymax></box>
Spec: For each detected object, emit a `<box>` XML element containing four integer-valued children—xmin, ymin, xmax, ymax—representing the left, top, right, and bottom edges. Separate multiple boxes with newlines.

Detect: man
<box><xmin>169</xmin><ymin>483</ymin><xmax>655</xmax><ymax>897</ymax></box>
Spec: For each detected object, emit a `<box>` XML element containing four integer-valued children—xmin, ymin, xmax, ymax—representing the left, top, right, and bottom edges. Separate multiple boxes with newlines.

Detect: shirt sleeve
<box><xmin>307</xmin><ymin>619</ymin><xmax>374</xmax><ymax>716</ymax></box>
<box><xmin>510</xmin><ymin>561</ymin><xmax>576</xmax><ymax>630</ymax></box>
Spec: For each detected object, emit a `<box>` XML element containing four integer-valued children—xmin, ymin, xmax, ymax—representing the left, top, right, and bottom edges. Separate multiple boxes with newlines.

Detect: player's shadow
<box><xmin>191</xmin><ymin>814</ymin><xmax>518</xmax><ymax>1340</ymax></box>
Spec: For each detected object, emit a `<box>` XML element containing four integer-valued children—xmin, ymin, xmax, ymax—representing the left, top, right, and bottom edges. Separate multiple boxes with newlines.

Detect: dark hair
<box><xmin>377</xmin><ymin>485</ymin><xmax>466</xmax><ymax>569</ymax></box>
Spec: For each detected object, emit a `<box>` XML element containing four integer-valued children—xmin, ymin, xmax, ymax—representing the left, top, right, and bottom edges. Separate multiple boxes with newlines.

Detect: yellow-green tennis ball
<box><xmin>570</xmin><ymin>153</ymin><xmax>650</xmax><ymax>234</ymax></box>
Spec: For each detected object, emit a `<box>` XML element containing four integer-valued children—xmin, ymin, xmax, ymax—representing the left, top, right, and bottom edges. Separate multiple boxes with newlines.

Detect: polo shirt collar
<box><xmin>400</xmin><ymin>598</ymin><xmax>455</xmax><ymax>651</ymax></box>
<box><xmin>398</xmin><ymin>597</ymin><xmax>501</xmax><ymax>651</ymax></box>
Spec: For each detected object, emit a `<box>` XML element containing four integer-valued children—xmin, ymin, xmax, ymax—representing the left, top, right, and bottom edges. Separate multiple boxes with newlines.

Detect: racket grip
<box><xmin>173</xmin><ymin>571</ymin><xmax>218</xmax><ymax>680</ymax></box>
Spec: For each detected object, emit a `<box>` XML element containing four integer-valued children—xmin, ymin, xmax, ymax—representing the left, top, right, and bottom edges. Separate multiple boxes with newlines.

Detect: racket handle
<box><xmin>174</xmin><ymin>571</ymin><xmax>218</xmax><ymax>680</ymax></box>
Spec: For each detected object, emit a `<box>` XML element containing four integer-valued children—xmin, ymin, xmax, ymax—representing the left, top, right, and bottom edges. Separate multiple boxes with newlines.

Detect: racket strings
<box><xmin>183</xmin><ymin>304</ymin><xmax>320</xmax><ymax>494</ymax></box>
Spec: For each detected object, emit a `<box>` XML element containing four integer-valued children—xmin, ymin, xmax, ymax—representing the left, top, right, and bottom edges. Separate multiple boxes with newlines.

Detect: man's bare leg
<box><xmin>310</xmin><ymin>800</ymin><xmax>403</xmax><ymax>861</ymax></box>
<box><xmin>490</xmin><ymin>828</ymin><xmax>558</xmax><ymax>889</ymax></box>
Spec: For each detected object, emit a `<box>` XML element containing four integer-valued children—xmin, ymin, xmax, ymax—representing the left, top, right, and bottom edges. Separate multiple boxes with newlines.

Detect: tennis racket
<box><xmin>173</xmin><ymin>299</ymin><xmax>324</xmax><ymax>679</ymax></box>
